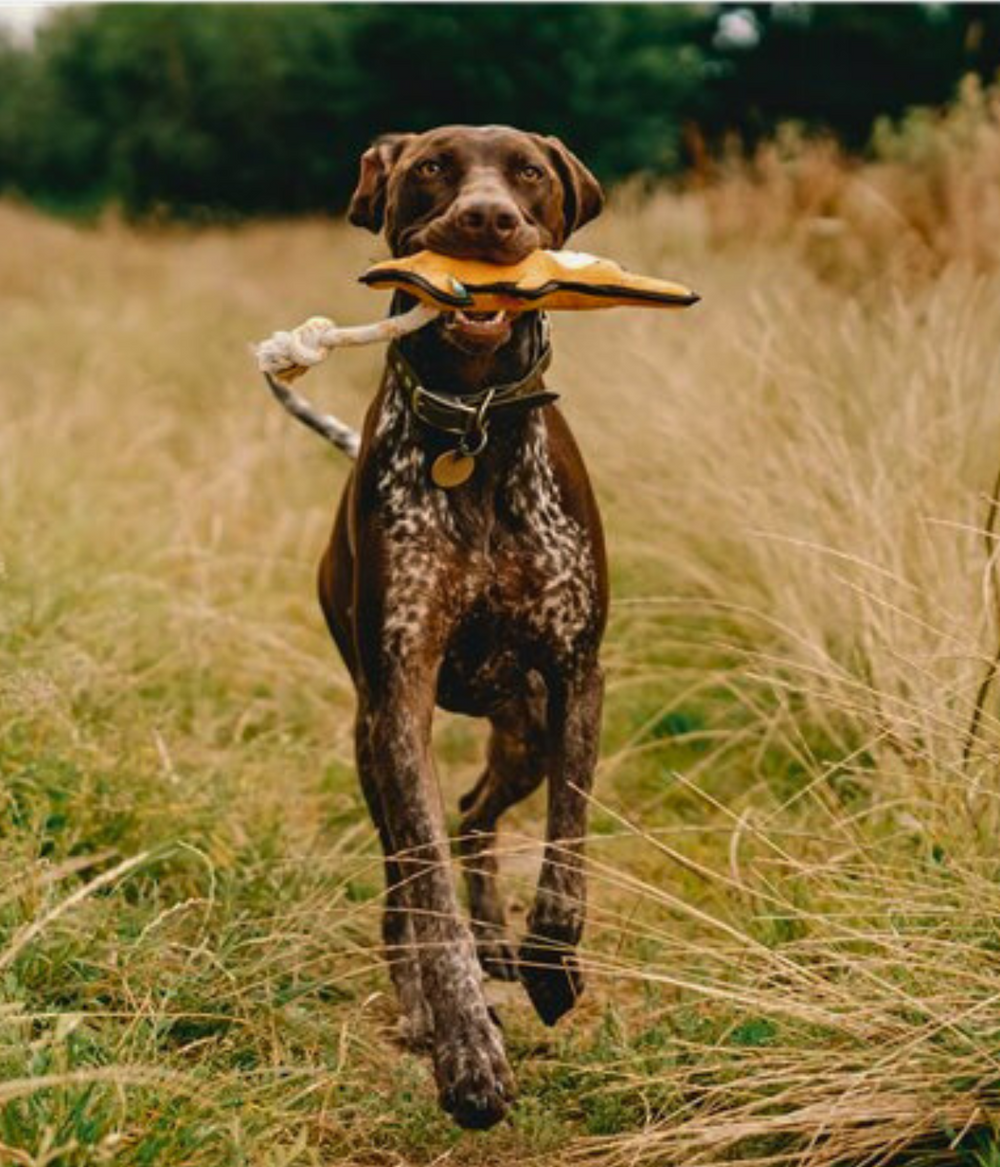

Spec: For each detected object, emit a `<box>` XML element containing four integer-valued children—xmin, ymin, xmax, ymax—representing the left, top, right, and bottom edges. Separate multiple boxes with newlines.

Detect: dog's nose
<box><xmin>455</xmin><ymin>199</ymin><xmax>521</xmax><ymax>240</ymax></box>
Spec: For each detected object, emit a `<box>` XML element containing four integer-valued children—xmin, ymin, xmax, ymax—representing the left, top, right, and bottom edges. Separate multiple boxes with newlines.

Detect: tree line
<box><xmin>0</xmin><ymin>3</ymin><xmax>998</xmax><ymax>219</ymax></box>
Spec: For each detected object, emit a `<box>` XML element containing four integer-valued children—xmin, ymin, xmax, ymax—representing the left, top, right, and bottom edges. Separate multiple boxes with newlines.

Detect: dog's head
<box><xmin>348</xmin><ymin>124</ymin><xmax>603</xmax><ymax>353</ymax></box>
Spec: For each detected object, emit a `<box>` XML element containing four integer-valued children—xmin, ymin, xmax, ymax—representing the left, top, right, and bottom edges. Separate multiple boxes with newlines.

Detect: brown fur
<box><xmin>318</xmin><ymin>125</ymin><xmax>608</xmax><ymax>1129</ymax></box>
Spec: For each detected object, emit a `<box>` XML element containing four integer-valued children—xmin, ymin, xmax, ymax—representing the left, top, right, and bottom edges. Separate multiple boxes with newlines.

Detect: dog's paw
<box><xmin>434</xmin><ymin>1012</ymin><xmax>515</xmax><ymax>1130</ymax></box>
<box><xmin>519</xmin><ymin>930</ymin><xmax>584</xmax><ymax>1026</ymax></box>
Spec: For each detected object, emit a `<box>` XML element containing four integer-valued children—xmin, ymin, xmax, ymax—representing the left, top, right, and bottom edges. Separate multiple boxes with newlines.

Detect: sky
<box><xmin>0</xmin><ymin>3</ymin><xmax>63</xmax><ymax>45</ymax></box>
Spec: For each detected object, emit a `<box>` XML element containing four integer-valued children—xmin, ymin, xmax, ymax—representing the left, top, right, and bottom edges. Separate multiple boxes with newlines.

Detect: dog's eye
<box><xmin>519</xmin><ymin>164</ymin><xmax>544</xmax><ymax>181</ymax></box>
<box><xmin>415</xmin><ymin>159</ymin><xmax>443</xmax><ymax>177</ymax></box>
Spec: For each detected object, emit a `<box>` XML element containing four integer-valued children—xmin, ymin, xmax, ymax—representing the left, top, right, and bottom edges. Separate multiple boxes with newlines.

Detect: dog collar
<box><xmin>387</xmin><ymin>338</ymin><xmax>558</xmax><ymax>441</ymax></box>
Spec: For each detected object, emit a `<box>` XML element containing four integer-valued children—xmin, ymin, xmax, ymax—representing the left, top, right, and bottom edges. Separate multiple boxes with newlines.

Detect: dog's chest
<box><xmin>371</xmin><ymin>382</ymin><xmax>598</xmax><ymax>668</ymax></box>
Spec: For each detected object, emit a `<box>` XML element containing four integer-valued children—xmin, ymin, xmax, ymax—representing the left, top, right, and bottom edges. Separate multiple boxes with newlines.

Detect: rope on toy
<box><xmin>253</xmin><ymin>303</ymin><xmax>440</xmax><ymax>459</ymax></box>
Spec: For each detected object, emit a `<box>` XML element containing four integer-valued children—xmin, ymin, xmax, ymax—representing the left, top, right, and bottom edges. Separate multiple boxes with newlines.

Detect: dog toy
<box><xmin>253</xmin><ymin>250</ymin><xmax>698</xmax><ymax>457</ymax></box>
<box><xmin>359</xmin><ymin>249</ymin><xmax>699</xmax><ymax>313</ymax></box>
<box><xmin>255</xmin><ymin>250</ymin><xmax>697</xmax><ymax>381</ymax></box>
<box><xmin>255</xmin><ymin>303</ymin><xmax>440</xmax><ymax>384</ymax></box>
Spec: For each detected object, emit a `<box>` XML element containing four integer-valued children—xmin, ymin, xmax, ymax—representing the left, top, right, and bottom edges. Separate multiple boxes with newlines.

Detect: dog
<box><xmin>318</xmin><ymin>125</ymin><xmax>607</xmax><ymax>1129</ymax></box>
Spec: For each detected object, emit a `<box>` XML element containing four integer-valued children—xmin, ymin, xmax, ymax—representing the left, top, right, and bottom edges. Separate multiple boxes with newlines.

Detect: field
<box><xmin>6</xmin><ymin>86</ymin><xmax>1000</xmax><ymax>1166</ymax></box>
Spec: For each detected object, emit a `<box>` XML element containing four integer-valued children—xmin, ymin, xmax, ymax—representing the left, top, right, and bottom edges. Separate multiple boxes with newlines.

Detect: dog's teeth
<box><xmin>450</xmin><ymin>308</ymin><xmax>506</xmax><ymax>328</ymax></box>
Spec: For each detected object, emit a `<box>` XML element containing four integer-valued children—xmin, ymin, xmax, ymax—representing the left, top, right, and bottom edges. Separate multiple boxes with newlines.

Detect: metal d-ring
<box><xmin>459</xmin><ymin>426</ymin><xmax>489</xmax><ymax>458</ymax></box>
<box><xmin>459</xmin><ymin>387</ymin><xmax>495</xmax><ymax>457</ymax></box>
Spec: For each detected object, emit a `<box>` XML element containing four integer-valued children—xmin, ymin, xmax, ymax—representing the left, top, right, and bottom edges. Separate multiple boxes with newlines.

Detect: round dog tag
<box><xmin>431</xmin><ymin>450</ymin><xmax>475</xmax><ymax>488</ymax></box>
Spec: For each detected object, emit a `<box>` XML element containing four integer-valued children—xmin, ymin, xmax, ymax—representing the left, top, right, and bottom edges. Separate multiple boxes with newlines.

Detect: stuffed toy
<box><xmin>253</xmin><ymin>249</ymin><xmax>699</xmax><ymax>457</ymax></box>
<box><xmin>359</xmin><ymin>249</ymin><xmax>698</xmax><ymax>313</ymax></box>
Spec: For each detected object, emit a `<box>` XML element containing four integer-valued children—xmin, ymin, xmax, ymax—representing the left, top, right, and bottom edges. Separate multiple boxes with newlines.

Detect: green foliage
<box><xmin>344</xmin><ymin>6</ymin><xmax>708</xmax><ymax>177</ymax></box>
<box><xmin>3</xmin><ymin>3</ymin><xmax>997</xmax><ymax>219</ymax></box>
<box><xmin>0</xmin><ymin>5</ymin><xmax>360</xmax><ymax>217</ymax></box>
<box><xmin>705</xmin><ymin>3</ymin><xmax>1000</xmax><ymax>147</ymax></box>
<box><xmin>0</xmin><ymin>4</ymin><xmax>710</xmax><ymax>218</ymax></box>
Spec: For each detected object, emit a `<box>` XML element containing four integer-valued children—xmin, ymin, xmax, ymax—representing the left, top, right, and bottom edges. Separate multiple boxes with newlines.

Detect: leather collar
<box><xmin>387</xmin><ymin>335</ymin><xmax>558</xmax><ymax>440</ymax></box>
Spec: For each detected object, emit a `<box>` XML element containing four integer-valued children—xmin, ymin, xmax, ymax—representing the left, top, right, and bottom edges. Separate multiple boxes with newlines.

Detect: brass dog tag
<box><xmin>431</xmin><ymin>450</ymin><xmax>475</xmax><ymax>489</ymax></box>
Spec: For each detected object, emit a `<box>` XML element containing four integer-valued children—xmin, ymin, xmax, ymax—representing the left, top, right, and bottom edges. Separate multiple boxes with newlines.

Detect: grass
<box><xmin>7</xmin><ymin>87</ymin><xmax>1000</xmax><ymax>1163</ymax></box>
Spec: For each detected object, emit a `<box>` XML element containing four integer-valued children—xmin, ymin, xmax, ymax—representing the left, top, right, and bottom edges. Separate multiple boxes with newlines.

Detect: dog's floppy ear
<box><xmin>541</xmin><ymin>135</ymin><xmax>604</xmax><ymax>240</ymax></box>
<box><xmin>347</xmin><ymin>133</ymin><xmax>414</xmax><ymax>233</ymax></box>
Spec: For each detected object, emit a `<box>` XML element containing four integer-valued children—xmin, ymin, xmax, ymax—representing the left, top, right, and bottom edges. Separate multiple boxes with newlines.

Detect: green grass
<box><xmin>5</xmin><ymin>181</ymin><xmax>1000</xmax><ymax>1165</ymax></box>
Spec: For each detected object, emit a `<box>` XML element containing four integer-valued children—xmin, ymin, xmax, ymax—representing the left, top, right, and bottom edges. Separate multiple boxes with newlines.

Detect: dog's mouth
<box><xmin>441</xmin><ymin>307</ymin><xmax>513</xmax><ymax>350</ymax></box>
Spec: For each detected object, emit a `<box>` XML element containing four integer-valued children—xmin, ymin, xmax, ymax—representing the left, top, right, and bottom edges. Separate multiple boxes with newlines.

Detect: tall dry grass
<box><xmin>4</xmin><ymin>82</ymin><xmax>1000</xmax><ymax>1165</ymax></box>
<box><xmin>703</xmin><ymin>74</ymin><xmax>1000</xmax><ymax>284</ymax></box>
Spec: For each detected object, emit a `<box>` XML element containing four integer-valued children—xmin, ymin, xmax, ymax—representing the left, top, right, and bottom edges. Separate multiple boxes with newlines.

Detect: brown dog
<box><xmin>318</xmin><ymin>125</ymin><xmax>607</xmax><ymax>1129</ymax></box>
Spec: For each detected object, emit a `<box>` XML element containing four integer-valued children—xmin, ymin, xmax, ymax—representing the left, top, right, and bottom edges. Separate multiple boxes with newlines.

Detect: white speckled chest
<box><xmin>370</xmin><ymin>370</ymin><xmax>601</xmax><ymax>710</ymax></box>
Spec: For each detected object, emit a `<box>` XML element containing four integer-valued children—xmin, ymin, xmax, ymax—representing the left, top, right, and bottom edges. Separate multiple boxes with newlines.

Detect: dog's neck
<box><xmin>391</xmin><ymin>293</ymin><xmax>545</xmax><ymax>398</ymax></box>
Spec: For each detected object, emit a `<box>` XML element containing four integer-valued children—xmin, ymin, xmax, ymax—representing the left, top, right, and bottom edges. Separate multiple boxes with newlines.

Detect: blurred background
<box><xmin>2</xmin><ymin>2</ymin><xmax>1000</xmax><ymax>219</ymax></box>
<box><xmin>8</xmin><ymin>7</ymin><xmax>1000</xmax><ymax>1165</ymax></box>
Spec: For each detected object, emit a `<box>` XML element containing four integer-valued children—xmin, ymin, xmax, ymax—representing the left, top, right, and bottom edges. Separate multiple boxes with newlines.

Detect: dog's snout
<box><xmin>455</xmin><ymin>198</ymin><xmax>521</xmax><ymax>240</ymax></box>
<box><xmin>415</xmin><ymin>150</ymin><xmax>544</xmax><ymax>264</ymax></box>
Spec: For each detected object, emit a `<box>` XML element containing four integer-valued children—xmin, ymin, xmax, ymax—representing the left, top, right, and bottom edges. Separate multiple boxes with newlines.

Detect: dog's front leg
<box><xmin>358</xmin><ymin>677</ymin><xmax>515</xmax><ymax>1129</ymax></box>
<box><xmin>520</xmin><ymin>661</ymin><xmax>604</xmax><ymax>1025</ymax></box>
<box><xmin>355</xmin><ymin>718</ymin><xmax>434</xmax><ymax>1050</ymax></box>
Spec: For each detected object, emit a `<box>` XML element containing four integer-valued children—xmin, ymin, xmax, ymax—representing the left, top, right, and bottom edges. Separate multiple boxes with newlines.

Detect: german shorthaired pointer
<box><xmin>318</xmin><ymin>125</ymin><xmax>607</xmax><ymax>1129</ymax></box>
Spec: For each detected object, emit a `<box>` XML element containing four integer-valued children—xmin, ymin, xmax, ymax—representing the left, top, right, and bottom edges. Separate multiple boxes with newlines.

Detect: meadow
<box><xmin>5</xmin><ymin>81</ymin><xmax>1000</xmax><ymax>1165</ymax></box>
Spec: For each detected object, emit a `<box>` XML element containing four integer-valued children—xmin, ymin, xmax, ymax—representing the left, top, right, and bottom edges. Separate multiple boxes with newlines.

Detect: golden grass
<box><xmin>5</xmin><ymin>89</ymin><xmax>1000</xmax><ymax>1164</ymax></box>
<box><xmin>702</xmin><ymin>75</ymin><xmax>1000</xmax><ymax>284</ymax></box>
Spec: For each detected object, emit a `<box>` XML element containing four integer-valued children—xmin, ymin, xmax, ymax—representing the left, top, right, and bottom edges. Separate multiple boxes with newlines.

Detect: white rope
<box><xmin>252</xmin><ymin>304</ymin><xmax>439</xmax><ymax>460</ymax></box>
<box><xmin>255</xmin><ymin>304</ymin><xmax>439</xmax><ymax>379</ymax></box>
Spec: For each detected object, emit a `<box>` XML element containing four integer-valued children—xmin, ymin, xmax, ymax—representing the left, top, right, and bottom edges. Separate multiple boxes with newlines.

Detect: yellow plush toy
<box><xmin>254</xmin><ymin>249</ymin><xmax>699</xmax><ymax>450</ymax></box>
<box><xmin>360</xmin><ymin>249</ymin><xmax>699</xmax><ymax>313</ymax></box>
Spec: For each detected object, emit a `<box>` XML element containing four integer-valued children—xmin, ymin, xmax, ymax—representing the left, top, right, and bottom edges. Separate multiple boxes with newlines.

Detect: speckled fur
<box><xmin>318</xmin><ymin>357</ymin><xmax>607</xmax><ymax>1126</ymax></box>
<box><xmin>316</xmin><ymin>124</ymin><xmax>609</xmax><ymax>1131</ymax></box>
